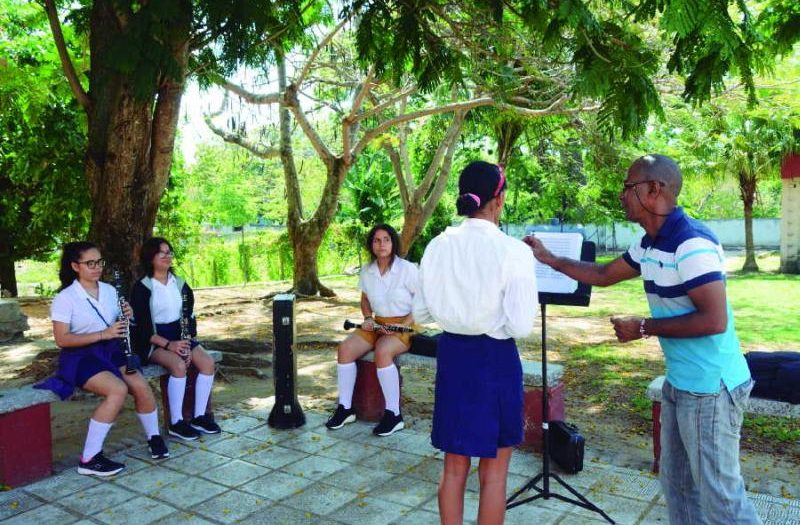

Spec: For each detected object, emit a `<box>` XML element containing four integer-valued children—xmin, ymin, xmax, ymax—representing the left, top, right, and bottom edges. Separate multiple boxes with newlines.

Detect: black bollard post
<box><xmin>268</xmin><ymin>293</ymin><xmax>306</xmax><ymax>429</ymax></box>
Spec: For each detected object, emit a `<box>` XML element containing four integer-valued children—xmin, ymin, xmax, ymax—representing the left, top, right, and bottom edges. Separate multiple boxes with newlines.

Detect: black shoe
<box><xmin>77</xmin><ymin>452</ymin><xmax>125</xmax><ymax>477</ymax></box>
<box><xmin>325</xmin><ymin>404</ymin><xmax>356</xmax><ymax>430</ymax></box>
<box><xmin>190</xmin><ymin>414</ymin><xmax>221</xmax><ymax>434</ymax></box>
<box><xmin>372</xmin><ymin>410</ymin><xmax>404</xmax><ymax>437</ymax></box>
<box><xmin>169</xmin><ymin>420</ymin><xmax>201</xmax><ymax>441</ymax></box>
<box><xmin>148</xmin><ymin>435</ymin><xmax>170</xmax><ymax>459</ymax></box>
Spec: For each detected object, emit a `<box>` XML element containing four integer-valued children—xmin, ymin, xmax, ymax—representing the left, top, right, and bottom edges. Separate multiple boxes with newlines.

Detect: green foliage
<box><xmin>755</xmin><ymin>1</ymin><xmax>800</xmax><ymax>58</ymax></box>
<box><xmin>405</xmin><ymin>198</ymin><xmax>454</xmax><ymax>263</ymax></box>
<box><xmin>166</xmin><ymin>224</ymin><xmax>363</xmax><ymax>287</ymax></box>
<box><xmin>60</xmin><ymin>0</ymin><xmax>312</xmax><ymax>99</ymax></box>
<box><xmin>348</xmin><ymin>0</ymin><xmax>466</xmax><ymax>92</ymax></box>
<box><xmin>339</xmin><ymin>152</ymin><xmax>401</xmax><ymax>228</ymax></box>
<box><xmin>743</xmin><ymin>415</ymin><xmax>800</xmax><ymax>443</ymax></box>
<box><xmin>0</xmin><ymin>0</ymin><xmax>90</xmax><ymax>273</ymax></box>
<box><xmin>154</xmin><ymin>152</ymin><xmax>202</xmax><ymax>259</ymax></box>
<box><xmin>349</xmin><ymin>0</ymin><xmax>800</xmax><ymax>138</ymax></box>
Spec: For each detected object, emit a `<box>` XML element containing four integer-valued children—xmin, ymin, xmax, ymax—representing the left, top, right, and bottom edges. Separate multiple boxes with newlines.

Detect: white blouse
<box><xmin>151</xmin><ymin>274</ymin><xmax>183</xmax><ymax>324</ymax></box>
<box><xmin>358</xmin><ymin>257</ymin><xmax>419</xmax><ymax>317</ymax></box>
<box><xmin>413</xmin><ymin>218</ymin><xmax>538</xmax><ymax>340</ymax></box>
<box><xmin>51</xmin><ymin>280</ymin><xmax>120</xmax><ymax>334</ymax></box>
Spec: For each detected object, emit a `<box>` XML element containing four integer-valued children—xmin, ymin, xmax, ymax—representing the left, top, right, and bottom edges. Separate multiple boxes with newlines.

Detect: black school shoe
<box><xmin>77</xmin><ymin>452</ymin><xmax>125</xmax><ymax>477</ymax></box>
<box><xmin>190</xmin><ymin>414</ymin><xmax>222</xmax><ymax>434</ymax></box>
<box><xmin>148</xmin><ymin>435</ymin><xmax>170</xmax><ymax>459</ymax></box>
<box><xmin>372</xmin><ymin>410</ymin><xmax>404</xmax><ymax>437</ymax></box>
<box><xmin>325</xmin><ymin>404</ymin><xmax>356</xmax><ymax>430</ymax></box>
<box><xmin>169</xmin><ymin>420</ymin><xmax>201</xmax><ymax>441</ymax></box>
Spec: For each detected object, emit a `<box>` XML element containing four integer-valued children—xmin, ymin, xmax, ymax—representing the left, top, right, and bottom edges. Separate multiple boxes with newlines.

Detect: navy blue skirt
<box><xmin>148</xmin><ymin>321</ymin><xmax>200</xmax><ymax>363</ymax></box>
<box><xmin>35</xmin><ymin>340</ymin><xmax>127</xmax><ymax>400</ymax></box>
<box><xmin>431</xmin><ymin>332</ymin><xmax>523</xmax><ymax>458</ymax></box>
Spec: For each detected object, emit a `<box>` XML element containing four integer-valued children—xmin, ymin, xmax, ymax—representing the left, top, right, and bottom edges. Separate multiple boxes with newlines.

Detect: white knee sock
<box><xmin>167</xmin><ymin>375</ymin><xmax>187</xmax><ymax>424</ymax></box>
<box><xmin>137</xmin><ymin>410</ymin><xmax>160</xmax><ymax>439</ymax></box>
<box><xmin>82</xmin><ymin>419</ymin><xmax>112</xmax><ymax>462</ymax></box>
<box><xmin>337</xmin><ymin>362</ymin><xmax>357</xmax><ymax>409</ymax></box>
<box><xmin>377</xmin><ymin>363</ymin><xmax>400</xmax><ymax>416</ymax></box>
<box><xmin>194</xmin><ymin>373</ymin><xmax>215</xmax><ymax>418</ymax></box>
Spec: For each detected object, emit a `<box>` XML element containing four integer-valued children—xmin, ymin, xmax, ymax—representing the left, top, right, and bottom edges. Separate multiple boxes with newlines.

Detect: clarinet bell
<box><xmin>124</xmin><ymin>354</ymin><xmax>139</xmax><ymax>374</ymax></box>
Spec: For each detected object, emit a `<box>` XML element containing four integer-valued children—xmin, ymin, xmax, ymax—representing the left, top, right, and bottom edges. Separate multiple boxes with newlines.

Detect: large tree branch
<box><xmin>383</xmin><ymin>143</ymin><xmax>410</xmax><ymax>205</ymax></box>
<box><xmin>396</xmin><ymin>95</ymin><xmax>414</xmax><ymax>195</ymax></box>
<box><xmin>298</xmin><ymin>89</ymin><xmax>344</xmax><ymax>114</ymax></box>
<box><xmin>285</xmin><ymin>84</ymin><xmax>334</xmax><ymax>168</ymax></box>
<box><xmin>205</xmin><ymin>113</ymin><xmax>280</xmax><ymax>159</ymax></box>
<box><xmin>355</xmin><ymin>85</ymin><xmax>418</xmax><ymax>123</ymax></box>
<box><xmin>219</xmin><ymin>79</ymin><xmax>282</xmax><ymax>105</ymax></box>
<box><xmin>416</xmin><ymin>109</ymin><xmax>466</xmax><ymax>202</ymax></box>
<box><xmin>343</xmin><ymin>68</ymin><xmax>375</xmax><ymax>162</ymax></box>
<box><xmin>421</xmin><ymin>112</ymin><xmax>464</xmax><ymax>219</ymax></box>
<box><xmin>43</xmin><ymin>0</ymin><xmax>90</xmax><ymax>112</ymax></box>
<box><xmin>277</xmin><ymin>54</ymin><xmax>305</xmax><ymax>226</ymax></box>
<box><xmin>354</xmin><ymin>97</ymin><xmax>495</xmax><ymax>156</ymax></box>
<box><xmin>295</xmin><ymin>16</ymin><xmax>351</xmax><ymax>86</ymax></box>
<box><xmin>150</xmin><ymin>67</ymin><xmax>187</xmax><ymax>212</ymax></box>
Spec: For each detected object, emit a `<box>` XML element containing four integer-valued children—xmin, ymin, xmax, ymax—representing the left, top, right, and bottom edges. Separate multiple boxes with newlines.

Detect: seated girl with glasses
<box><xmin>129</xmin><ymin>237</ymin><xmax>221</xmax><ymax>441</ymax></box>
<box><xmin>39</xmin><ymin>241</ymin><xmax>169</xmax><ymax>477</ymax></box>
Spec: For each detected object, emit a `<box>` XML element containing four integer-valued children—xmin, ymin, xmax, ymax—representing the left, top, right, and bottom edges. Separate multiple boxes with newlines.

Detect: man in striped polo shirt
<box><xmin>525</xmin><ymin>154</ymin><xmax>760</xmax><ymax>525</ymax></box>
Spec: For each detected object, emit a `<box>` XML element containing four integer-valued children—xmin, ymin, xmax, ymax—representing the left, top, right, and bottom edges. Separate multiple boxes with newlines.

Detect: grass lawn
<box><xmin>539</xmin><ymin>252</ymin><xmax>800</xmax><ymax>450</ymax></box>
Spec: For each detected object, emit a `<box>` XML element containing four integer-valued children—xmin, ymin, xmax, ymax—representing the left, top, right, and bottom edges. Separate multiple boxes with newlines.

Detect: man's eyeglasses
<box><xmin>157</xmin><ymin>251</ymin><xmax>174</xmax><ymax>258</ymax></box>
<box><xmin>622</xmin><ymin>180</ymin><xmax>665</xmax><ymax>191</ymax></box>
<box><xmin>76</xmin><ymin>259</ymin><xmax>106</xmax><ymax>269</ymax></box>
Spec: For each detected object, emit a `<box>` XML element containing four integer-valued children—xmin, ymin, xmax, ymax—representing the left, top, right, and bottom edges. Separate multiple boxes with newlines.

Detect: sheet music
<box><xmin>530</xmin><ymin>232</ymin><xmax>583</xmax><ymax>294</ymax></box>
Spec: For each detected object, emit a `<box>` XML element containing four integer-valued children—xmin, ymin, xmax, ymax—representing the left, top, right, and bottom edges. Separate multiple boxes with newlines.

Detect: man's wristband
<box><xmin>640</xmin><ymin>318</ymin><xmax>651</xmax><ymax>339</ymax></box>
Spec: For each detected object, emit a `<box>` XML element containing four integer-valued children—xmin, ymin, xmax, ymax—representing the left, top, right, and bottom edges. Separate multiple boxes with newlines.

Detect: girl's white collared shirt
<box><xmin>358</xmin><ymin>257</ymin><xmax>418</xmax><ymax>317</ymax></box>
<box><xmin>413</xmin><ymin>218</ymin><xmax>538</xmax><ymax>340</ymax></box>
<box><xmin>51</xmin><ymin>280</ymin><xmax>120</xmax><ymax>333</ymax></box>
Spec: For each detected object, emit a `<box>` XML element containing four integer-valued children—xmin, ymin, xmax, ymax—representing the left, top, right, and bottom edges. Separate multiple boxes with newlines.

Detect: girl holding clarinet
<box><xmin>44</xmin><ymin>242</ymin><xmax>169</xmax><ymax>477</ymax></box>
<box><xmin>413</xmin><ymin>161</ymin><xmax>538</xmax><ymax>525</ymax></box>
<box><xmin>129</xmin><ymin>237</ymin><xmax>221</xmax><ymax>441</ymax></box>
<box><xmin>325</xmin><ymin>224</ymin><xmax>418</xmax><ymax>436</ymax></box>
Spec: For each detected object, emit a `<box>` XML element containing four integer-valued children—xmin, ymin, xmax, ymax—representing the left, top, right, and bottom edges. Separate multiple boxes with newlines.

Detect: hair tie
<box><xmin>462</xmin><ymin>193</ymin><xmax>481</xmax><ymax>207</ymax></box>
<box><xmin>493</xmin><ymin>164</ymin><xmax>506</xmax><ymax>197</ymax></box>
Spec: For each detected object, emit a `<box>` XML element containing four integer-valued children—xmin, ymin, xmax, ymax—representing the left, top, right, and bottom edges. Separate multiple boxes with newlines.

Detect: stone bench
<box><xmin>351</xmin><ymin>333</ymin><xmax>565</xmax><ymax>450</ymax></box>
<box><xmin>0</xmin><ymin>350</ymin><xmax>222</xmax><ymax>487</ymax></box>
<box><xmin>645</xmin><ymin>375</ymin><xmax>800</xmax><ymax>473</ymax></box>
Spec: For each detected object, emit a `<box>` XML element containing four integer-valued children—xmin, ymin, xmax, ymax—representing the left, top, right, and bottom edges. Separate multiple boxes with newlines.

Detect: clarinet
<box><xmin>112</xmin><ymin>270</ymin><xmax>138</xmax><ymax>375</ymax></box>
<box><xmin>179</xmin><ymin>291</ymin><xmax>192</xmax><ymax>365</ymax></box>
<box><xmin>343</xmin><ymin>319</ymin><xmax>414</xmax><ymax>333</ymax></box>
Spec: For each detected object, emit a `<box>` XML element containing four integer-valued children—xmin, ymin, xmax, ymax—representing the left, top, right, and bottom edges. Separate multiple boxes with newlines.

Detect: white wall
<box><xmin>507</xmin><ymin>218</ymin><xmax>781</xmax><ymax>251</ymax></box>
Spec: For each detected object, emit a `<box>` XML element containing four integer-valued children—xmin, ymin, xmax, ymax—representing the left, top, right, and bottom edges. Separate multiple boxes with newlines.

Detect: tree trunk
<box><xmin>85</xmin><ymin>1</ymin><xmax>189</xmax><ymax>284</ymax></box>
<box><xmin>740</xmin><ymin>172</ymin><xmax>759</xmax><ymax>272</ymax></box>
<box><xmin>277</xmin><ymin>55</ymin><xmax>342</xmax><ymax>297</ymax></box>
<box><xmin>399</xmin><ymin>205</ymin><xmax>424</xmax><ymax>257</ymax></box>
<box><xmin>0</xmin><ymin>254</ymin><xmax>17</xmax><ymax>297</ymax></box>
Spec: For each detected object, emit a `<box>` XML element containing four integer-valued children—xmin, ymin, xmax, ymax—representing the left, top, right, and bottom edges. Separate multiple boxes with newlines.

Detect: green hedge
<box><xmin>175</xmin><ymin>225</ymin><xmax>365</xmax><ymax>287</ymax></box>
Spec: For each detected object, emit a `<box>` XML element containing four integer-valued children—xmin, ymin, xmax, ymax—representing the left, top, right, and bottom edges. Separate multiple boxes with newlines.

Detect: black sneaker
<box><xmin>77</xmin><ymin>452</ymin><xmax>125</xmax><ymax>477</ymax></box>
<box><xmin>190</xmin><ymin>414</ymin><xmax>221</xmax><ymax>434</ymax></box>
<box><xmin>372</xmin><ymin>410</ymin><xmax>404</xmax><ymax>436</ymax></box>
<box><xmin>325</xmin><ymin>404</ymin><xmax>356</xmax><ymax>430</ymax></box>
<box><xmin>169</xmin><ymin>420</ymin><xmax>201</xmax><ymax>441</ymax></box>
<box><xmin>148</xmin><ymin>435</ymin><xmax>170</xmax><ymax>459</ymax></box>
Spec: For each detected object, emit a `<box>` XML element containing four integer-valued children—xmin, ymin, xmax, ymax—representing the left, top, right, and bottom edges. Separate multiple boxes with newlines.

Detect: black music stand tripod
<box><xmin>506</xmin><ymin>241</ymin><xmax>615</xmax><ymax>524</ymax></box>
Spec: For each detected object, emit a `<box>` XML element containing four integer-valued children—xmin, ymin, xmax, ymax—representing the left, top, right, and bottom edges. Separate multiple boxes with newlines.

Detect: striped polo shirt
<box><xmin>622</xmin><ymin>207</ymin><xmax>751</xmax><ymax>394</ymax></box>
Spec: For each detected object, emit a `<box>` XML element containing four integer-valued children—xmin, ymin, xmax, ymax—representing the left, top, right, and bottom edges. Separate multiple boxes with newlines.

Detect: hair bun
<box><xmin>456</xmin><ymin>193</ymin><xmax>480</xmax><ymax>216</ymax></box>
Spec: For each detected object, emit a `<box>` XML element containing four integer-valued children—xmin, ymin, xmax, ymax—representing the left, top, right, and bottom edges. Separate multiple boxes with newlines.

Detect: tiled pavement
<box><xmin>2</xmin><ymin>407</ymin><xmax>799</xmax><ymax>525</ymax></box>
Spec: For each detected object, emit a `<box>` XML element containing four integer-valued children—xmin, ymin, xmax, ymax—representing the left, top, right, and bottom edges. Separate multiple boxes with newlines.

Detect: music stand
<box><xmin>506</xmin><ymin>240</ymin><xmax>615</xmax><ymax>524</ymax></box>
